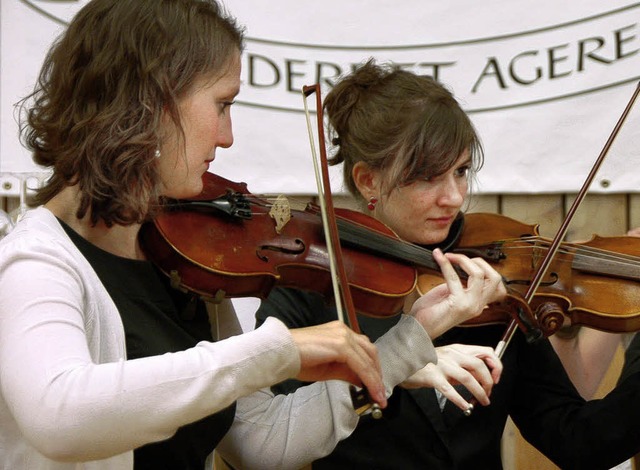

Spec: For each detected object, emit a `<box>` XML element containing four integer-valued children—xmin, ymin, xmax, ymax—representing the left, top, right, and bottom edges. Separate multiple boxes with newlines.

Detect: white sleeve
<box><xmin>0</xmin><ymin>235</ymin><xmax>299</xmax><ymax>461</ymax></box>
<box><xmin>217</xmin><ymin>314</ymin><xmax>436</xmax><ymax>470</ymax></box>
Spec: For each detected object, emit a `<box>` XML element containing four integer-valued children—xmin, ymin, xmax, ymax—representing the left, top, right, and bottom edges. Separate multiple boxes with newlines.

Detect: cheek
<box><xmin>378</xmin><ymin>194</ymin><xmax>418</xmax><ymax>231</ymax></box>
<box><xmin>459</xmin><ymin>179</ymin><xmax>470</xmax><ymax>198</ymax></box>
<box><xmin>388</xmin><ymin>193</ymin><xmax>444</xmax><ymax>243</ymax></box>
<box><xmin>199</xmin><ymin>106</ymin><xmax>221</xmax><ymax>140</ymax></box>
<box><xmin>181</xmin><ymin>101</ymin><xmax>217</xmax><ymax>147</ymax></box>
<box><xmin>196</xmin><ymin>117</ymin><xmax>218</xmax><ymax>146</ymax></box>
<box><xmin>402</xmin><ymin>191</ymin><xmax>437</xmax><ymax>220</ymax></box>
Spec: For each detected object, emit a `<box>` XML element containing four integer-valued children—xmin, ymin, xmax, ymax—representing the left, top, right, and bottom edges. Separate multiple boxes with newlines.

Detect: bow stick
<box><xmin>495</xmin><ymin>80</ymin><xmax>640</xmax><ymax>360</ymax></box>
<box><xmin>302</xmin><ymin>83</ymin><xmax>382</xmax><ymax>419</ymax></box>
<box><xmin>463</xmin><ymin>81</ymin><xmax>640</xmax><ymax>417</ymax></box>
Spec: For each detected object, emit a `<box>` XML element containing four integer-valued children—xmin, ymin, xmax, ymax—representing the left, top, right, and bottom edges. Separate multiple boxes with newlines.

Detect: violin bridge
<box><xmin>269</xmin><ymin>195</ymin><xmax>291</xmax><ymax>234</ymax></box>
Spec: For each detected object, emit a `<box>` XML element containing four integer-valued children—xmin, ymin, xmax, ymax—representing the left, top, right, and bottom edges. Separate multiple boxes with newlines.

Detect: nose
<box><xmin>218</xmin><ymin>116</ymin><xmax>234</xmax><ymax>149</ymax></box>
<box><xmin>438</xmin><ymin>175</ymin><xmax>466</xmax><ymax>207</ymax></box>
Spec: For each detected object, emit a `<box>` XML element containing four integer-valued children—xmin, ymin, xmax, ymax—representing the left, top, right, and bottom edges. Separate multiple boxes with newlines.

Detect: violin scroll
<box><xmin>447</xmin><ymin>212</ymin><xmax>640</xmax><ymax>335</ymax></box>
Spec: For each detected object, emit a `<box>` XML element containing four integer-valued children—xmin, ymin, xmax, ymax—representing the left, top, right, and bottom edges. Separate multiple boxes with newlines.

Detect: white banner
<box><xmin>2</xmin><ymin>0</ymin><xmax>640</xmax><ymax>194</ymax></box>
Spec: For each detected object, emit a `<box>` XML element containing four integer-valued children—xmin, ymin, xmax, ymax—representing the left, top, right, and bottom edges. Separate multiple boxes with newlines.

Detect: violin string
<box><xmin>241</xmin><ymin>195</ymin><xmax>640</xmax><ymax>278</ymax></box>
<box><xmin>500</xmin><ymin>237</ymin><xmax>640</xmax><ymax>265</ymax></box>
<box><xmin>327</xmin><ymin>217</ymin><xmax>640</xmax><ymax>282</ymax></box>
<box><xmin>336</xmin><ymin>217</ymin><xmax>440</xmax><ymax>270</ymax></box>
<box><xmin>498</xmin><ymin>237</ymin><xmax>640</xmax><ymax>280</ymax></box>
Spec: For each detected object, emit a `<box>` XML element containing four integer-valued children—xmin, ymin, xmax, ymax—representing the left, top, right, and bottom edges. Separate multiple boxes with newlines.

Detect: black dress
<box><xmin>256</xmin><ymin>286</ymin><xmax>640</xmax><ymax>470</ymax></box>
<box><xmin>61</xmin><ymin>220</ymin><xmax>236</xmax><ymax>470</ymax></box>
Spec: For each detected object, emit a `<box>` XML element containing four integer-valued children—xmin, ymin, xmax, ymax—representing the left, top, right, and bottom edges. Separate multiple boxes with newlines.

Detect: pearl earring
<box><xmin>154</xmin><ymin>149</ymin><xmax>161</xmax><ymax>159</ymax></box>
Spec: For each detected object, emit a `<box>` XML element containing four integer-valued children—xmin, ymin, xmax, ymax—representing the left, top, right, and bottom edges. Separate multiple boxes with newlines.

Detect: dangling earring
<box><xmin>367</xmin><ymin>196</ymin><xmax>378</xmax><ymax>211</ymax></box>
<box><xmin>154</xmin><ymin>148</ymin><xmax>161</xmax><ymax>159</ymax></box>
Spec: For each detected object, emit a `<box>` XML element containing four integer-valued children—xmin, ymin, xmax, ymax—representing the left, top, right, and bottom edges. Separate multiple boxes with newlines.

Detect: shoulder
<box><xmin>0</xmin><ymin>207</ymin><xmax>95</xmax><ymax>294</ymax></box>
<box><xmin>1</xmin><ymin>206</ymin><xmax>70</xmax><ymax>249</ymax></box>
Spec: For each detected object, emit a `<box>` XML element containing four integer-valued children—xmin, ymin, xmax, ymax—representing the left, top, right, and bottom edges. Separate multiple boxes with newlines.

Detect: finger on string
<box><xmin>432</xmin><ymin>248</ymin><xmax>464</xmax><ymax>294</ymax></box>
<box><xmin>469</xmin><ymin>257</ymin><xmax>507</xmax><ymax>298</ymax></box>
<box><xmin>443</xmin><ymin>252</ymin><xmax>485</xmax><ymax>291</ymax></box>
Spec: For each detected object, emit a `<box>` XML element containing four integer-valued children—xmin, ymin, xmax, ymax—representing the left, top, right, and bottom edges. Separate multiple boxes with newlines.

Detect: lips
<box><xmin>430</xmin><ymin>216</ymin><xmax>454</xmax><ymax>225</ymax></box>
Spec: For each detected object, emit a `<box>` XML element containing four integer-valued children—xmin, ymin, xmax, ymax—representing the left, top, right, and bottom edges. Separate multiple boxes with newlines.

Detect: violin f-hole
<box><xmin>256</xmin><ymin>239</ymin><xmax>306</xmax><ymax>262</ymax></box>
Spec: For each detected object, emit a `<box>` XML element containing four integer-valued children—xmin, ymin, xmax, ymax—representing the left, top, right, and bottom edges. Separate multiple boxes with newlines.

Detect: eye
<box><xmin>422</xmin><ymin>175</ymin><xmax>434</xmax><ymax>183</ymax></box>
<box><xmin>454</xmin><ymin>165</ymin><xmax>470</xmax><ymax>178</ymax></box>
<box><xmin>218</xmin><ymin>100</ymin><xmax>235</xmax><ymax>115</ymax></box>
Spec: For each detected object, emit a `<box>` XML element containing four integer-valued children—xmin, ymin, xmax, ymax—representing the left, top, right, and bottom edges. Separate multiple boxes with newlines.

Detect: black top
<box><xmin>620</xmin><ymin>333</ymin><xmax>640</xmax><ymax>384</ymax></box>
<box><xmin>60</xmin><ymin>220</ymin><xmax>236</xmax><ymax>470</ymax></box>
<box><xmin>256</xmin><ymin>286</ymin><xmax>640</xmax><ymax>470</ymax></box>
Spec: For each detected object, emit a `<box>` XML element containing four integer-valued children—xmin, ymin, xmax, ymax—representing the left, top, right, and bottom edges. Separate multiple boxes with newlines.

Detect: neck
<box><xmin>45</xmin><ymin>186</ymin><xmax>145</xmax><ymax>260</ymax></box>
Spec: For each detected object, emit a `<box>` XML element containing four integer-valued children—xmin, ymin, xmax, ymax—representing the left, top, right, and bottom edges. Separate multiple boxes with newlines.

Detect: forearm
<box><xmin>218</xmin><ymin>314</ymin><xmax>436</xmax><ymax>469</ymax></box>
<box><xmin>376</xmin><ymin>314</ymin><xmax>437</xmax><ymax>393</ymax></box>
<box><xmin>533</xmin><ymin>373</ymin><xmax>640</xmax><ymax>470</ymax></box>
<box><xmin>1</xmin><ymin>306</ymin><xmax>298</xmax><ymax>461</ymax></box>
<box><xmin>549</xmin><ymin>328</ymin><xmax>621</xmax><ymax>399</ymax></box>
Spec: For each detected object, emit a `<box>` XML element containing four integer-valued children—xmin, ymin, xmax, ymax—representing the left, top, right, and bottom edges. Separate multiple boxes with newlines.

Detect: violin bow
<box><xmin>460</xmin><ymin>81</ymin><xmax>640</xmax><ymax>417</ymax></box>
<box><xmin>495</xmin><ymin>81</ymin><xmax>640</xmax><ymax>360</ymax></box>
<box><xmin>302</xmin><ymin>83</ymin><xmax>382</xmax><ymax>419</ymax></box>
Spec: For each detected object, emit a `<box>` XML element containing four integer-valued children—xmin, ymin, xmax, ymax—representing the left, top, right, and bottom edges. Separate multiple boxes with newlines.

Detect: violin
<box><xmin>418</xmin><ymin>212</ymin><xmax>640</xmax><ymax>336</ymax></box>
<box><xmin>142</xmin><ymin>174</ymin><xmax>640</xmax><ymax>340</ymax></box>
<box><xmin>140</xmin><ymin>171</ymin><xmax>417</xmax><ymax>317</ymax></box>
<box><xmin>140</xmin><ymin>172</ymin><xmax>540</xmax><ymax>337</ymax></box>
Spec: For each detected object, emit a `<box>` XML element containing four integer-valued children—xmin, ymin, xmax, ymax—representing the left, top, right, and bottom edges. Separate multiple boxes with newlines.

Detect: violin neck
<box><xmin>337</xmin><ymin>218</ymin><xmax>467</xmax><ymax>278</ymax></box>
<box><xmin>573</xmin><ymin>249</ymin><xmax>640</xmax><ymax>281</ymax></box>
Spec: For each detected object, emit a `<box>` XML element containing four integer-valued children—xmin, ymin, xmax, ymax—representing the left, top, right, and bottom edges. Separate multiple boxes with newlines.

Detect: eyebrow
<box><xmin>455</xmin><ymin>157</ymin><xmax>472</xmax><ymax>167</ymax></box>
<box><xmin>219</xmin><ymin>89</ymin><xmax>240</xmax><ymax>104</ymax></box>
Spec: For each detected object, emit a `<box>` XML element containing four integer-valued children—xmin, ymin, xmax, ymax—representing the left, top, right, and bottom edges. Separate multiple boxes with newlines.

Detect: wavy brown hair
<box><xmin>19</xmin><ymin>0</ymin><xmax>244</xmax><ymax>226</ymax></box>
<box><xmin>324</xmin><ymin>59</ymin><xmax>483</xmax><ymax>206</ymax></box>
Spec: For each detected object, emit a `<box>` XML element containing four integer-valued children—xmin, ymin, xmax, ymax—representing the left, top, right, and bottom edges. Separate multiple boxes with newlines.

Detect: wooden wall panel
<box><xmin>630</xmin><ymin>194</ymin><xmax>640</xmax><ymax>231</ymax></box>
<box><xmin>500</xmin><ymin>194</ymin><xmax>565</xmax><ymax>239</ymax></box>
<box><xmin>565</xmin><ymin>194</ymin><xmax>628</xmax><ymax>240</ymax></box>
<box><xmin>467</xmin><ymin>194</ymin><xmax>499</xmax><ymax>214</ymax></box>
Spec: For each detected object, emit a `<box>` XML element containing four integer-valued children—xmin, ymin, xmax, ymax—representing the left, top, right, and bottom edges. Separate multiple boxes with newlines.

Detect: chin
<box><xmin>420</xmin><ymin>228</ymin><xmax>449</xmax><ymax>246</ymax></box>
<box><xmin>185</xmin><ymin>181</ymin><xmax>204</xmax><ymax>198</ymax></box>
<box><xmin>165</xmin><ymin>180</ymin><xmax>204</xmax><ymax>199</ymax></box>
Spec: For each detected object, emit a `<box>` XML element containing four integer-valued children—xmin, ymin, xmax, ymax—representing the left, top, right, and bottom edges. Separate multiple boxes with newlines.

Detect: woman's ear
<box><xmin>352</xmin><ymin>161</ymin><xmax>380</xmax><ymax>199</ymax></box>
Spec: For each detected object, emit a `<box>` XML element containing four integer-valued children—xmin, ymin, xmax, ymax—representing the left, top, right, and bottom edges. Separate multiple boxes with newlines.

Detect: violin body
<box><xmin>142</xmin><ymin>173</ymin><xmax>640</xmax><ymax>335</ymax></box>
<box><xmin>140</xmin><ymin>172</ymin><xmax>416</xmax><ymax>317</ymax></box>
<box><xmin>418</xmin><ymin>212</ymin><xmax>640</xmax><ymax>335</ymax></box>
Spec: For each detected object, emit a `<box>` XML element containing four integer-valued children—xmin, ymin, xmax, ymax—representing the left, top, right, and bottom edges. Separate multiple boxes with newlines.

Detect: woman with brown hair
<box><xmin>0</xmin><ymin>2</ymin><xmax>505</xmax><ymax>469</ymax></box>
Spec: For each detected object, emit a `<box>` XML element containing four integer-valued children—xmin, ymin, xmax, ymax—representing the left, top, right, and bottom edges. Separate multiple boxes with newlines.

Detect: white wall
<box><xmin>3</xmin><ymin>1</ymin><xmax>640</xmax><ymax>194</ymax></box>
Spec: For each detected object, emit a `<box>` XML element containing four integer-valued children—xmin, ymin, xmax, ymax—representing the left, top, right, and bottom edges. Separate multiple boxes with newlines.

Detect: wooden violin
<box><xmin>140</xmin><ymin>172</ymin><xmax>541</xmax><ymax>338</ymax></box>
<box><xmin>140</xmin><ymin>171</ymin><xmax>417</xmax><ymax>317</ymax></box>
<box><xmin>418</xmin><ymin>212</ymin><xmax>640</xmax><ymax>336</ymax></box>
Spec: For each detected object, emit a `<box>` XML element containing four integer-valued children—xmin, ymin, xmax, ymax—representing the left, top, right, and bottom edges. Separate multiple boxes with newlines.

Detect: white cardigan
<box><xmin>0</xmin><ymin>207</ymin><xmax>435</xmax><ymax>469</ymax></box>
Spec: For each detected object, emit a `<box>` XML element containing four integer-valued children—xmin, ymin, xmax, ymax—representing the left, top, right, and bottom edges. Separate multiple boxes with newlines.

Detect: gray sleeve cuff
<box><xmin>375</xmin><ymin>314</ymin><xmax>437</xmax><ymax>395</ymax></box>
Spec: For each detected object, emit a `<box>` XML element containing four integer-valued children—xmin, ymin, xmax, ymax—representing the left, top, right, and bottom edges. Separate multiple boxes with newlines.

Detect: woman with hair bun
<box><xmin>257</xmin><ymin>59</ymin><xmax>640</xmax><ymax>470</ymax></box>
